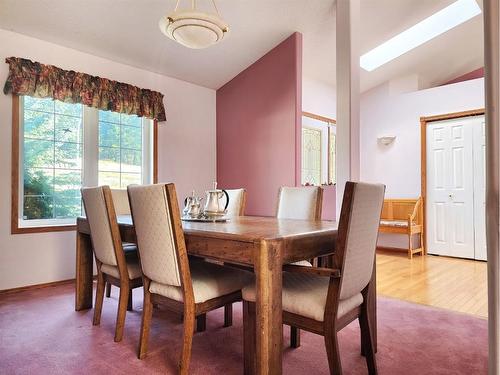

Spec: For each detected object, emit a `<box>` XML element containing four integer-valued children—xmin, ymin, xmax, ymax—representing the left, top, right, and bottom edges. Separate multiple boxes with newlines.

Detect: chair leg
<box><xmin>243</xmin><ymin>301</ymin><xmax>256</xmax><ymax>375</ymax></box>
<box><xmin>105</xmin><ymin>282</ymin><xmax>111</xmax><ymax>298</ymax></box>
<box><xmin>93</xmin><ymin>271</ymin><xmax>105</xmax><ymax>326</ymax></box>
<box><xmin>196</xmin><ymin>314</ymin><xmax>206</xmax><ymax>332</ymax></box>
<box><xmin>138</xmin><ymin>283</ymin><xmax>153</xmax><ymax>359</ymax></box>
<box><xmin>359</xmin><ymin>305</ymin><xmax>378</xmax><ymax>374</ymax></box>
<box><xmin>127</xmin><ymin>290</ymin><xmax>133</xmax><ymax>311</ymax></box>
<box><xmin>324</xmin><ymin>329</ymin><xmax>342</xmax><ymax>375</ymax></box>
<box><xmin>224</xmin><ymin>303</ymin><xmax>233</xmax><ymax>327</ymax></box>
<box><xmin>114</xmin><ymin>286</ymin><xmax>129</xmax><ymax>342</ymax></box>
<box><xmin>179</xmin><ymin>307</ymin><xmax>195</xmax><ymax>375</ymax></box>
<box><xmin>290</xmin><ymin>326</ymin><xmax>301</xmax><ymax>348</ymax></box>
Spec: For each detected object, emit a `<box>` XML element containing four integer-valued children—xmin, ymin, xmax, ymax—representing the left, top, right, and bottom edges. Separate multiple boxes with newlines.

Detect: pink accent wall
<box><xmin>216</xmin><ymin>33</ymin><xmax>303</xmax><ymax>216</ymax></box>
<box><xmin>444</xmin><ymin>67</ymin><xmax>484</xmax><ymax>85</ymax></box>
<box><xmin>321</xmin><ymin>185</ymin><xmax>336</xmax><ymax>220</ymax></box>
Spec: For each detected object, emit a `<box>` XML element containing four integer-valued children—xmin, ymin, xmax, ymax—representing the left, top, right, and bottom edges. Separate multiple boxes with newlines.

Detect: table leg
<box><xmin>253</xmin><ymin>240</ymin><xmax>283</xmax><ymax>375</ymax></box>
<box><xmin>75</xmin><ymin>231</ymin><xmax>93</xmax><ymax>311</ymax></box>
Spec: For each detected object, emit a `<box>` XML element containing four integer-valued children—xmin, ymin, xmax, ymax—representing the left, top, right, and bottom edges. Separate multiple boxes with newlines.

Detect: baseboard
<box><xmin>0</xmin><ymin>278</ymin><xmax>76</xmax><ymax>295</ymax></box>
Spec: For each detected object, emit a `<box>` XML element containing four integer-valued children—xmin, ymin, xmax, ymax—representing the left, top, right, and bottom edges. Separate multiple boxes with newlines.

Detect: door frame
<box><xmin>420</xmin><ymin>108</ymin><xmax>485</xmax><ymax>253</ymax></box>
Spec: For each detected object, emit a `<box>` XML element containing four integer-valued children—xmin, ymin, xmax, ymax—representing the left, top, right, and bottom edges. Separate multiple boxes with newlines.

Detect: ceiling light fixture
<box><xmin>360</xmin><ymin>0</ymin><xmax>481</xmax><ymax>72</ymax></box>
<box><xmin>159</xmin><ymin>0</ymin><xmax>229</xmax><ymax>49</ymax></box>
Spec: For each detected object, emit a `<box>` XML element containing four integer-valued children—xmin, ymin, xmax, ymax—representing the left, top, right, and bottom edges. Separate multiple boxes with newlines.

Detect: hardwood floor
<box><xmin>376</xmin><ymin>249</ymin><xmax>488</xmax><ymax>318</ymax></box>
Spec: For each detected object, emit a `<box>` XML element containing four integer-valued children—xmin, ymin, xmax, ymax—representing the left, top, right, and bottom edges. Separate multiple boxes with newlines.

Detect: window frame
<box><xmin>11</xmin><ymin>95</ymin><xmax>159</xmax><ymax>234</ymax></box>
<box><xmin>301</xmin><ymin>111</ymin><xmax>337</xmax><ymax>186</ymax></box>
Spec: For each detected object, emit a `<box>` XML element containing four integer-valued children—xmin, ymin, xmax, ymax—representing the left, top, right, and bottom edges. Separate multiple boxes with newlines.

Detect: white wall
<box><xmin>302</xmin><ymin>76</ymin><xmax>337</xmax><ymax>120</ymax></box>
<box><xmin>360</xmin><ymin>77</ymin><xmax>485</xmax><ymax>247</ymax></box>
<box><xmin>360</xmin><ymin>77</ymin><xmax>484</xmax><ymax>195</ymax></box>
<box><xmin>0</xmin><ymin>29</ymin><xmax>216</xmax><ymax>290</ymax></box>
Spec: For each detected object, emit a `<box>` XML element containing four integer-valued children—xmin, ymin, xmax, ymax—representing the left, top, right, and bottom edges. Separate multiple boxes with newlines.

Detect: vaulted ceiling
<box><xmin>0</xmin><ymin>0</ymin><xmax>484</xmax><ymax>92</ymax></box>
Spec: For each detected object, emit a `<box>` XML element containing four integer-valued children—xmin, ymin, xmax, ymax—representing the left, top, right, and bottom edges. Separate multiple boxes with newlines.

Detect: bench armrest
<box><xmin>283</xmin><ymin>264</ymin><xmax>341</xmax><ymax>278</ymax></box>
<box><xmin>408</xmin><ymin>198</ymin><xmax>422</xmax><ymax>224</ymax></box>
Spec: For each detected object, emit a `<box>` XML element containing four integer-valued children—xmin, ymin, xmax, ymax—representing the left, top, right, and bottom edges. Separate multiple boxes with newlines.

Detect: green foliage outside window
<box><xmin>98</xmin><ymin>110</ymin><xmax>142</xmax><ymax>188</ymax></box>
<box><xmin>22</xmin><ymin>97</ymin><xmax>83</xmax><ymax>221</ymax></box>
<box><xmin>20</xmin><ymin>96</ymin><xmax>144</xmax><ymax>222</ymax></box>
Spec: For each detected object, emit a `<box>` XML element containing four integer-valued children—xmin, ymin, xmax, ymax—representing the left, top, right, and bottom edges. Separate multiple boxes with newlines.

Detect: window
<box><xmin>301</xmin><ymin>113</ymin><xmax>336</xmax><ymax>186</ymax></box>
<box><xmin>329</xmin><ymin>130</ymin><xmax>336</xmax><ymax>184</ymax></box>
<box><xmin>14</xmin><ymin>95</ymin><xmax>154</xmax><ymax>232</ymax></box>
<box><xmin>98</xmin><ymin>111</ymin><xmax>144</xmax><ymax>188</ymax></box>
<box><xmin>302</xmin><ymin>127</ymin><xmax>322</xmax><ymax>186</ymax></box>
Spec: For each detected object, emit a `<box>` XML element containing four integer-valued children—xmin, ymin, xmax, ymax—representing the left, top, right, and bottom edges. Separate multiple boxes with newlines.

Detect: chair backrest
<box><xmin>111</xmin><ymin>189</ymin><xmax>131</xmax><ymax>216</ymax></box>
<box><xmin>81</xmin><ymin>186</ymin><xmax>120</xmax><ymax>267</ymax></box>
<box><xmin>225</xmin><ymin>188</ymin><xmax>247</xmax><ymax>217</ymax></box>
<box><xmin>127</xmin><ymin>184</ymin><xmax>187</xmax><ymax>288</ymax></box>
<box><xmin>276</xmin><ymin>186</ymin><xmax>323</xmax><ymax>220</ymax></box>
<box><xmin>334</xmin><ymin>182</ymin><xmax>385</xmax><ymax>301</ymax></box>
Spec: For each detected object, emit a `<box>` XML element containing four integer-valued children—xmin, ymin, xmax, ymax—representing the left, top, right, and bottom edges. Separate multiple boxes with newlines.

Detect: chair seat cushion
<box><xmin>122</xmin><ymin>243</ymin><xmax>137</xmax><ymax>253</ymax></box>
<box><xmin>290</xmin><ymin>260</ymin><xmax>313</xmax><ymax>267</ymax></box>
<box><xmin>149</xmin><ymin>259</ymin><xmax>253</xmax><ymax>304</ymax></box>
<box><xmin>380</xmin><ymin>219</ymin><xmax>409</xmax><ymax>228</ymax></box>
<box><xmin>242</xmin><ymin>272</ymin><xmax>363</xmax><ymax>322</ymax></box>
<box><xmin>101</xmin><ymin>251</ymin><xmax>142</xmax><ymax>280</ymax></box>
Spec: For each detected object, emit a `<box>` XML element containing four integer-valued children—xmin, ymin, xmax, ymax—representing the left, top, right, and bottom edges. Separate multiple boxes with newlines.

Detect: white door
<box><xmin>426</xmin><ymin>118</ymin><xmax>475</xmax><ymax>258</ymax></box>
<box><xmin>473</xmin><ymin>117</ymin><xmax>487</xmax><ymax>260</ymax></box>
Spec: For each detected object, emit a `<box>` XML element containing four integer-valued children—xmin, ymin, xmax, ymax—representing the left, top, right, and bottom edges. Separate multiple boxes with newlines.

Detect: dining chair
<box><xmin>225</xmin><ymin>188</ymin><xmax>247</xmax><ymax>217</ymax></box>
<box><xmin>127</xmin><ymin>183</ymin><xmax>253</xmax><ymax>374</ymax></box>
<box><xmin>276</xmin><ymin>185</ymin><xmax>323</xmax><ymax>347</ymax></box>
<box><xmin>105</xmin><ymin>189</ymin><xmax>136</xmax><ymax>298</ymax></box>
<box><xmin>277</xmin><ymin>186</ymin><xmax>324</xmax><ymax>267</ymax></box>
<box><xmin>197</xmin><ymin>187</ymin><xmax>247</xmax><ymax>332</ymax></box>
<box><xmin>81</xmin><ymin>186</ymin><xmax>143</xmax><ymax>342</ymax></box>
<box><xmin>242</xmin><ymin>181</ymin><xmax>385</xmax><ymax>374</ymax></box>
<box><xmin>111</xmin><ymin>188</ymin><xmax>131</xmax><ymax>216</ymax></box>
<box><xmin>276</xmin><ymin>186</ymin><xmax>323</xmax><ymax>221</ymax></box>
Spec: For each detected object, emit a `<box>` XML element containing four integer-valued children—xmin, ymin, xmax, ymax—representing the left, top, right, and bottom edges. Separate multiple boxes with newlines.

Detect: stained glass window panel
<box><xmin>301</xmin><ymin>127</ymin><xmax>322</xmax><ymax>186</ymax></box>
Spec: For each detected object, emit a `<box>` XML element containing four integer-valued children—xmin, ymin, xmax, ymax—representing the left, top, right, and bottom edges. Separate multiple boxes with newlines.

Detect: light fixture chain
<box><xmin>211</xmin><ymin>0</ymin><xmax>221</xmax><ymax>16</ymax></box>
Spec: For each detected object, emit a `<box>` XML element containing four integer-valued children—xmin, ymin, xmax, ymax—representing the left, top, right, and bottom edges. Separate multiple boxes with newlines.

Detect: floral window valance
<box><xmin>3</xmin><ymin>57</ymin><xmax>166</xmax><ymax>121</ymax></box>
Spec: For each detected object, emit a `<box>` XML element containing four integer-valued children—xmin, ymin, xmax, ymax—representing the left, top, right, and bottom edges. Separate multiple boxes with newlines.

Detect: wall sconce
<box><xmin>377</xmin><ymin>136</ymin><xmax>396</xmax><ymax>146</ymax></box>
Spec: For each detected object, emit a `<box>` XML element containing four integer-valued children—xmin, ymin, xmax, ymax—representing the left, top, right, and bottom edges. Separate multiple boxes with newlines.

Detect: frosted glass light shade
<box><xmin>159</xmin><ymin>11</ymin><xmax>229</xmax><ymax>49</ymax></box>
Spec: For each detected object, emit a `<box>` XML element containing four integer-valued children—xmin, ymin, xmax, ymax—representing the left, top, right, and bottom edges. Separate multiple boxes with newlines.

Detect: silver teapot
<box><xmin>204</xmin><ymin>182</ymin><xmax>229</xmax><ymax>216</ymax></box>
<box><xmin>183</xmin><ymin>191</ymin><xmax>203</xmax><ymax>218</ymax></box>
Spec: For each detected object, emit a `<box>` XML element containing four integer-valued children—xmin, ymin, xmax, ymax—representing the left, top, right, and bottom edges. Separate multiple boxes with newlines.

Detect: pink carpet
<box><xmin>0</xmin><ymin>283</ymin><xmax>487</xmax><ymax>374</ymax></box>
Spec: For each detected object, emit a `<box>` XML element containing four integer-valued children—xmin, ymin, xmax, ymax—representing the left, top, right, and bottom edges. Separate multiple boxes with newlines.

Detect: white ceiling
<box><xmin>0</xmin><ymin>0</ymin><xmax>484</xmax><ymax>92</ymax></box>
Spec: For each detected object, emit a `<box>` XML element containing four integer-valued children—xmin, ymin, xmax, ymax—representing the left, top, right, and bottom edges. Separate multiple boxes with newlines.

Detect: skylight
<box><xmin>360</xmin><ymin>0</ymin><xmax>482</xmax><ymax>72</ymax></box>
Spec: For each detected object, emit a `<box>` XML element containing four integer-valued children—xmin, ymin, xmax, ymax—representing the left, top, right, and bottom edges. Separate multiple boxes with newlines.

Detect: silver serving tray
<box><xmin>181</xmin><ymin>215</ymin><xmax>228</xmax><ymax>223</ymax></box>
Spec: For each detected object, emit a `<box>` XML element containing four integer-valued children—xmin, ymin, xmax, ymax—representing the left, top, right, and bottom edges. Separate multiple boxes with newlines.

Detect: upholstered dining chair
<box><xmin>105</xmin><ymin>189</ymin><xmax>136</xmax><ymax>298</ymax></box>
<box><xmin>276</xmin><ymin>185</ymin><xmax>323</xmax><ymax>347</ymax></box>
<box><xmin>225</xmin><ymin>188</ymin><xmax>247</xmax><ymax>217</ymax></box>
<box><xmin>196</xmin><ymin>187</ymin><xmax>248</xmax><ymax>332</ymax></box>
<box><xmin>111</xmin><ymin>188</ymin><xmax>131</xmax><ymax>216</ymax></box>
<box><xmin>277</xmin><ymin>186</ymin><xmax>325</xmax><ymax>267</ymax></box>
<box><xmin>276</xmin><ymin>186</ymin><xmax>323</xmax><ymax>221</ymax></box>
<box><xmin>242</xmin><ymin>182</ymin><xmax>385</xmax><ymax>374</ymax></box>
<box><xmin>127</xmin><ymin>183</ymin><xmax>253</xmax><ymax>374</ymax></box>
<box><xmin>81</xmin><ymin>186</ymin><xmax>143</xmax><ymax>342</ymax></box>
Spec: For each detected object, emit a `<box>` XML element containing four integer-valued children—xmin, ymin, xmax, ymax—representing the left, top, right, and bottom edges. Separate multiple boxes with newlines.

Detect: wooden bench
<box><xmin>378</xmin><ymin>198</ymin><xmax>425</xmax><ymax>259</ymax></box>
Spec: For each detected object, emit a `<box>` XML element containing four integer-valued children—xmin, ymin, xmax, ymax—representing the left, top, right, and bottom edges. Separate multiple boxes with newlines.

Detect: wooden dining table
<box><xmin>75</xmin><ymin>215</ymin><xmax>377</xmax><ymax>374</ymax></box>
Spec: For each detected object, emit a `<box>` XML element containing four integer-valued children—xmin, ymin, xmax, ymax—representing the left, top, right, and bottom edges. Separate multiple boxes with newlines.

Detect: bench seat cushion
<box><xmin>380</xmin><ymin>219</ymin><xmax>409</xmax><ymax>228</ymax></box>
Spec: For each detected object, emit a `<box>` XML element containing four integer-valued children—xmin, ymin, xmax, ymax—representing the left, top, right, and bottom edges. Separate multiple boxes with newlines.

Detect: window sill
<box><xmin>11</xmin><ymin>224</ymin><xmax>76</xmax><ymax>235</ymax></box>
